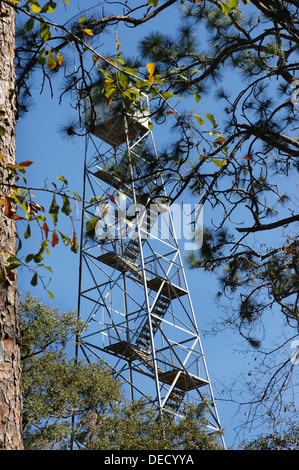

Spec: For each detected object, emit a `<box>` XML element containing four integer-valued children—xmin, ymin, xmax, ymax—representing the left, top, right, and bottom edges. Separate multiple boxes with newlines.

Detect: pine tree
<box><xmin>0</xmin><ymin>2</ymin><xmax>23</xmax><ymax>449</ymax></box>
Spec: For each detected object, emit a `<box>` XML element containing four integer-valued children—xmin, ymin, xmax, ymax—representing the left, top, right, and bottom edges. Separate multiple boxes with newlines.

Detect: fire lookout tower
<box><xmin>76</xmin><ymin>81</ymin><xmax>225</xmax><ymax>446</ymax></box>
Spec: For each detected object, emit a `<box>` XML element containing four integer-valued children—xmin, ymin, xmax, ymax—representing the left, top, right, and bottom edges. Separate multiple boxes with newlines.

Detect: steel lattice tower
<box><xmin>76</xmin><ymin>86</ymin><xmax>225</xmax><ymax>446</ymax></box>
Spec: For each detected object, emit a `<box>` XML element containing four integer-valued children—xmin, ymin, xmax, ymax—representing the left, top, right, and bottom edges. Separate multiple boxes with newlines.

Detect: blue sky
<box><xmin>15</xmin><ymin>1</ymin><xmax>298</xmax><ymax>449</ymax></box>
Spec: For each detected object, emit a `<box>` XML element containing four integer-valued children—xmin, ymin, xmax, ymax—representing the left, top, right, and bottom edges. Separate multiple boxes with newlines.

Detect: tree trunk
<box><xmin>0</xmin><ymin>2</ymin><xmax>23</xmax><ymax>450</ymax></box>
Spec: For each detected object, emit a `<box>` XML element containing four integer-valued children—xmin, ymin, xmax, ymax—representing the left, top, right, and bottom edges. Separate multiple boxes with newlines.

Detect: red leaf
<box><xmin>43</xmin><ymin>222</ymin><xmax>49</xmax><ymax>239</ymax></box>
<box><xmin>52</xmin><ymin>230</ymin><xmax>59</xmax><ymax>247</ymax></box>
<box><xmin>108</xmin><ymin>194</ymin><xmax>116</xmax><ymax>204</ymax></box>
<box><xmin>11</xmin><ymin>214</ymin><xmax>26</xmax><ymax>220</ymax></box>
<box><xmin>4</xmin><ymin>197</ymin><xmax>13</xmax><ymax>218</ymax></box>
<box><xmin>18</xmin><ymin>160</ymin><xmax>33</xmax><ymax>167</ymax></box>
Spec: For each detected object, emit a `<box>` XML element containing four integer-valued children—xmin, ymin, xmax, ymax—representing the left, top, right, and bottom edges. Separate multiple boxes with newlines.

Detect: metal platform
<box><xmin>105</xmin><ymin>341</ymin><xmax>208</xmax><ymax>390</ymax></box>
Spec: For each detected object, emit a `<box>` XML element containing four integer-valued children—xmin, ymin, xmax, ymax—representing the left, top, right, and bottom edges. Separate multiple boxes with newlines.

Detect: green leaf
<box><xmin>25</xmin><ymin>253</ymin><xmax>35</xmax><ymax>264</ymax></box>
<box><xmin>57</xmin><ymin>175</ymin><xmax>68</xmax><ymax>185</ymax></box>
<box><xmin>30</xmin><ymin>1</ymin><xmax>41</xmax><ymax>13</ymax></box>
<box><xmin>49</xmin><ymin>195</ymin><xmax>59</xmax><ymax>226</ymax></box>
<box><xmin>71</xmin><ymin>234</ymin><xmax>79</xmax><ymax>254</ymax></box>
<box><xmin>228</xmin><ymin>0</ymin><xmax>238</xmax><ymax>12</ymax></box>
<box><xmin>30</xmin><ymin>272</ymin><xmax>38</xmax><ymax>286</ymax></box>
<box><xmin>7</xmin><ymin>262</ymin><xmax>21</xmax><ymax>271</ymax></box>
<box><xmin>211</xmin><ymin>159</ymin><xmax>227</xmax><ymax>167</ymax></box>
<box><xmin>86</xmin><ymin>217</ymin><xmax>99</xmax><ymax>232</ymax></box>
<box><xmin>149</xmin><ymin>0</ymin><xmax>159</xmax><ymax>6</ymax></box>
<box><xmin>24</xmin><ymin>223</ymin><xmax>31</xmax><ymax>239</ymax></box>
<box><xmin>117</xmin><ymin>71</ymin><xmax>130</xmax><ymax>89</ymax></box>
<box><xmin>39</xmin><ymin>264</ymin><xmax>53</xmax><ymax>273</ymax></box>
<box><xmin>47</xmin><ymin>289</ymin><xmax>55</xmax><ymax>299</ymax></box>
<box><xmin>161</xmin><ymin>91</ymin><xmax>177</xmax><ymax>100</ymax></box>
<box><xmin>7</xmin><ymin>256</ymin><xmax>20</xmax><ymax>264</ymax></box>
<box><xmin>193</xmin><ymin>113</ymin><xmax>205</xmax><ymax>126</ymax></box>
<box><xmin>41</xmin><ymin>1</ymin><xmax>57</xmax><ymax>13</ymax></box>
<box><xmin>61</xmin><ymin>195</ymin><xmax>72</xmax><ymax>216</ymax></box>
<box><xmin>17</xmin><ymin>237</ymin><xmax>22</xmax><ymax>253</ymax></box>
<box><xmin>37</xmin><ymin>48</ymin><xmax>46</xmax><ymax>66</ymax></box>
<box><xmin>221</xmin><ymin>2</ymin><xmax>230</xmax><ymax>14</ymax></box>
<box><xmin>34</xmin><ymin>248</ymin><xmax>44</xmax><ymax>263</ymax></box>
<box><xmin>25</xmin><ymin>17</ymin><xmax>35</xmax><ymax>32</ymax></box>
<box><xmin>193</xmin><ymin>90</ymin><xmax>201</xmax><ymax>103</ymax></box>
<box><xmin>69</xmin><ymin>190</ymin><xmax>82</xmax><ymax>201</ymax></box>
<box><xmin>40</xmin><ymin>22</ymin><xmax>51</xmax><ymax>42</ymax></box>
<box><xmin>0</xmin><ymin>126</ymin><xmax>6</xmax><ymax>136</ymax></box>
<box><xmin>58</xmin><ymin>231</ymin><xmax>71</xmax><ymax>246</ymax></box>
<box><xmin>90</xmin><ymin>195</ymin><xmax>104</xmax><ymax>205</ymax></box>
<box><xmin>136</xmin><ymin>79</ymin><xmax>149</xmax><ymax>89</ymax></box>
<box><xmin>206</xmin><ymin>113</ymin><xmax>217</xmax><ymax>127</ymax></box>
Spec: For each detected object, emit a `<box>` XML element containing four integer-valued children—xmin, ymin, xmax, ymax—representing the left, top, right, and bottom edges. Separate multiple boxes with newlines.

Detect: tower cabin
<box><xmin>83</xmin><ymin>81</ymin><xmax>150</xmax><ymax>146</ymax></box>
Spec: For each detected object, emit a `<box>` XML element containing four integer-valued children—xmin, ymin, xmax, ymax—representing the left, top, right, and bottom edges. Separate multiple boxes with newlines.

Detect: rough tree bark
<box><xmin>0</xmin><ymin>2</ymin><xmax>23</xmax><ymax>450</ymax></box>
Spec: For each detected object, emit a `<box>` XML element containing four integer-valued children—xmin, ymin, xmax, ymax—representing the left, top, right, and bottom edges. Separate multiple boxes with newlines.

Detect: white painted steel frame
<box><xmin>77</xmin><ymin>96</ymin><xmax>225</xmax><ymax>447</ymax></box>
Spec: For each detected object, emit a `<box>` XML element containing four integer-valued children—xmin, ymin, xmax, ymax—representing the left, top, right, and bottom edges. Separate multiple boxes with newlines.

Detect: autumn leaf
<box><xmin>47</xmin><ymin>48</ymin><xmax>57</xmax><ymax>69</ymax></box>
<box><xmin>1</xmin><ymin>195</ymin><xmax>25</xmax><ymax>220</ymax></box>
<box><xmin>82</xmin><ymin>28</ymin><xmax>93</xmax><ymax>36</ymax></box>
<box><xmin>51</xmin><ymin>230</ymin><xmax>59</xmax><ymax>247</ymax></box>
<box><xmin>42</xmin><ymin>222</ymin><xmax>49</xmax><ymax>239</ymax></box>
<box><xmin>18</xmin><ymin>160</ymin><xmax>33</xmax><ymax>167</ymax></box>
<box><xmin>147</xmin><ymin>63</ymin><xmax>155</xmax><ymax>75</ymax></box>
<box><xmin>146</xmin><ymin>62</ymin><xmax>155</xmax><ymax>83</ymax></box>
<box><xmin>108</xmin><ymin>194</ymin><xmax>117</xmax><ymax>204</ymax></box>
<box><xmin>56</xmin><ymin>51</ymin><xmax>63</xmax><ymax>66</ymax></box>
<box><xmin>4</xmin><ymin>197</ymin><xmax>12</xmax><ymax>217</ymax></box>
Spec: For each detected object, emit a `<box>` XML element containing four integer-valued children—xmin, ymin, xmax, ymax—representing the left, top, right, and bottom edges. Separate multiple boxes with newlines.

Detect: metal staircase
<box><xmin>76</xmin><ymin>87</ymin><xmax>225</xmax><ymax>446</ymax></box>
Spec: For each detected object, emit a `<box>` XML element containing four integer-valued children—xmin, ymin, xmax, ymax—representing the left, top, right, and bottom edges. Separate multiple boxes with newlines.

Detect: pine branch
<box><xmin>237</xmin><ymin>214</ymin><xmax>299</xmax><ymax>233</ymax></box>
